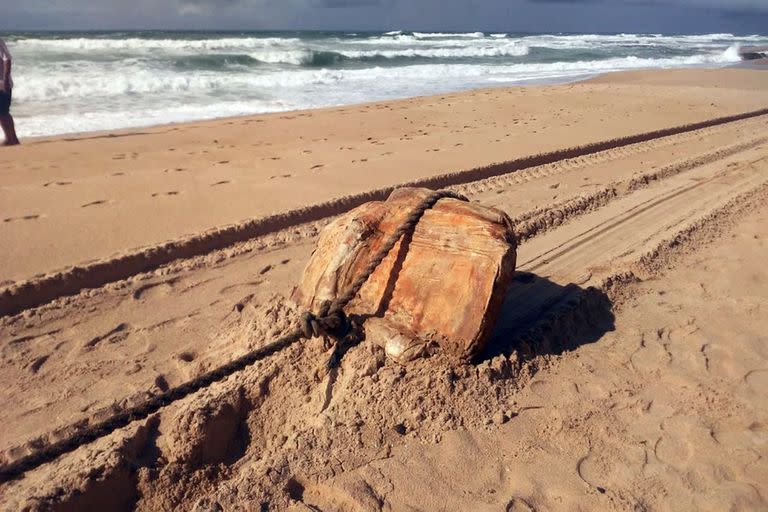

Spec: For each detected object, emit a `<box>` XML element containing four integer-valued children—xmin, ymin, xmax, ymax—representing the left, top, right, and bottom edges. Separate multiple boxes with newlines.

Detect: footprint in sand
<box><xmin>233</xmin><ymin>294</ymin><xmax>255</xmax><ymax>313</ymax></box>
<box><xmin>151</xmin><ymin>191</ymin><xmax>180</xmax><ymax>198</ymax></box>
<box><xmin>133</xmin><ymin>278</ymin><xmax>179</xmax><ymax>300</ymax></box>
<box><xmin>220</xmin><ymin>281</ymin><xmax>263</xmax><ymax>295</ymax></box>
<box><xmin>506</xmin><ymin>498</ymin><xmax>535</xmax><ymax>512</ymax></box>
<box><xmin>43</xmin><ymin>181</ymin><xmax>72</xmax><ymax>187</ymax></box>
<box><xmin>83</xmin><ymin>323</ymin><xmax>131</xmax><ymax>350</ymax></box>
<box><xmin>4</xmin><ymin>214</ymin><xmax>41</xmax><ymax>223</ymax></box>
<box><xmin>81</xmin><ymin>200</ymin><xmax>108</xmax><ymax>208</ymax></box>
<box><xmin>112</xmin><ymin>172</ymin><xmax>126</xmax><ymax>176</ymax></box>
<box><xmin>177</xmin><ymin>351</ymin><xmax>196</xmax><ymax>363</ymax></box>
<box><xmin>154</xmin><ymin>375</ymin><xmax>170</xmax><ymax>392</ymax></box>
<box><xmin>629</xmin><ymin>331</ymin><xmax>672</xmax><ymax>373</ymax></box>
<box><xmin>310</xmin><ymin>164</ymin><xmax>325</xmax><ymax>171</ymax></box>
<box><xmin>217</xmin><ymin>160</ymin><xmax>230</xmax><ymax>165</ymax></box>
<box><xmin>744</xmin><ymin>369</ymin><xmax>768</xmax><ymax>393</ymax></box>
<box><xmin>27</xmin><ymin>355</ymin><xmax>50</xmax><ymax>374</ymax></box>
<box><xmin>211</xmin><ymin>180</ymin><xmax>231</xmax><ymax>187</ymax></box>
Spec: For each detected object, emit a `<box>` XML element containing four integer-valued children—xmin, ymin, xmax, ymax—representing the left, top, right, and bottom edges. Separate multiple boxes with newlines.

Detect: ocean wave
<box><xmin>14</xmin><ymin>46</ymin><xmax>740</xmax><ymax>104</ymax></box>
<box><xmin>9</xmin><ymin>31</ymin><xmax>761</xmax><ymax>138</ymax></box>
<box><xmin>173</xmin><ymin>53</ymin><xmax>262</xmax><ymax>70</ymax></box>
<box><xmin>245</xmin><ymin>44</ymin><xmax>531</xmax><ymax>65</ymax></box>
<box><xmin>413</xmin><ymin>32</ymin><xmax>485</xmax><ymax>39</ymax></box>
<box><xmin>13</xmin><ymin>36</ymin><xmax>302</xmax><ymax>52</ymax></box>
<box><xmin>336</xmin><ymin>44</ymin><xmax>530</xmax><ymax>60</ymax></box>
<box><xmin>521</xmin><ymin>33</ymin><xmax>767</xmax><ymax>50</ymax></box>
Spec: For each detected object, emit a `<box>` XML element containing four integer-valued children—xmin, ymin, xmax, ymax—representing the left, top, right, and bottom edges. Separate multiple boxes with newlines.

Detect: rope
<box><xmin>0</xmin><ymin>189</ymin><xmax>467</xmax><ymax>483</ymax></box>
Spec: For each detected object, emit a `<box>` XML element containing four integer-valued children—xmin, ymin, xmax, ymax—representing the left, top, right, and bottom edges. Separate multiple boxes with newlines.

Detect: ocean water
<box><xmin>3</xmin><ymin>30</ymin><xmax>767</xmax><ymax>137</ymax></box>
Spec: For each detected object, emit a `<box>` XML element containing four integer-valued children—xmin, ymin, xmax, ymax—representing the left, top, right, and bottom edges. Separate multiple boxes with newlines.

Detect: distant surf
<box><xmin>4</xmin><ymin>31</ymin><xmax>767</xmax><ymax>137</ymax></box>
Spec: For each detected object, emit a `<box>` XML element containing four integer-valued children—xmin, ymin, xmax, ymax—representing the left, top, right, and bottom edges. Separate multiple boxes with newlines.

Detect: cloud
<box><xmin>527</xmin><ymin>0</ymin><xmax>768</xmax><ymax>9</ymax></box>
<box><xmin>178</xmin><ymin>0</ymin><xmax>243</xmax><ymax>15</ymax></box>
<box><xmin>2</xmin><ymin>0</ymin><xmax>766</xmax><ymax>32</ymax></box>
<box><xmin>312</xmin><ymin>0</ymin><xmax>388</xmax><ymax>6</ymax></box>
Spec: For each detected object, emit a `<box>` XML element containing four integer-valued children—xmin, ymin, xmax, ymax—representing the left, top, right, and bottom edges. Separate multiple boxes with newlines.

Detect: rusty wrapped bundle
<box><xmin>293</xmin><ymin>187</ymin><xmax>517</xmax><ymax>363</ymax></box>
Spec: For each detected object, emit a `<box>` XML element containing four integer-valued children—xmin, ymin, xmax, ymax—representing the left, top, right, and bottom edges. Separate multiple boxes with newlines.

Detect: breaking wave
<box><xmin>6</xmin><ymin>30</ymin><xmax>765</xmax><ymax>137</ymax></box>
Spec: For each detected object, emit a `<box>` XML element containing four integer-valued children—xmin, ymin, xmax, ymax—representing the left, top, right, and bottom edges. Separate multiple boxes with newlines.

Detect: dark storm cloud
<box><xmin>1</xmin><ymin>0</ymin><xmax>766</xmax><ymax>32</ymax></box>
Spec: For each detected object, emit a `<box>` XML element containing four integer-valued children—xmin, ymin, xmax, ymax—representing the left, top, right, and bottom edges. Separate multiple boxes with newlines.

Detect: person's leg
<box><xmin>0</xmin><ymin>90</ymin><xmax>18</xmax><ymax>146</ymax></box>
<box><xmin>0</xmin><ymin>113</ymin><xmax>19</xmax><ymax>145</ymax></box>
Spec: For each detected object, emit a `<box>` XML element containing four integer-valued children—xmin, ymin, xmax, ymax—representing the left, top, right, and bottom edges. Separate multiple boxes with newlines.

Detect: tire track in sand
<box><xmin>2</xmin><ymin>135</ymin><xmax>767</xmax><ymax>484</ymax></box>
<box><xmin>1</xmin><ymin>109</ymin><xmax>766</xmax><ymax>317</ymax></box>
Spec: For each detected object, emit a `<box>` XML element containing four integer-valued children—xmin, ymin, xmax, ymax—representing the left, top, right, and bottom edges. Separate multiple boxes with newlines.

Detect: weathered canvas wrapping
<box><xmin>292</xmin><ymin>187</ymin><xmax>517</xmax><ymax>362</ymax></box>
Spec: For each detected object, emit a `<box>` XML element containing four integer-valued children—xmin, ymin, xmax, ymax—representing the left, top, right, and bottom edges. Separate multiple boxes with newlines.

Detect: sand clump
<box><xmin>145</xmin><ymin>297</ymin><xmax>533</xmax><ymax>510</ymax></box>
<box><xmin>4</xmin><ymin>293</ymin><xmax>536</xmax><ymax>510</ymax></box>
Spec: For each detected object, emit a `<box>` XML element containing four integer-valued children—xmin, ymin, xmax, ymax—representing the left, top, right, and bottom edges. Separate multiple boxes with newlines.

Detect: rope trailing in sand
<box><xmin>0</xmin><ymin>189</ymin><xmax>468</xmax><ymax>484</ymax></box>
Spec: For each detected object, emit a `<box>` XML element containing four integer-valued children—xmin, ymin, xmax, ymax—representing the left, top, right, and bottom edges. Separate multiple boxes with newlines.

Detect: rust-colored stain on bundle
<box><xmin>293</xmin><ymin>187</ymin><xmax>517</xmax><ymax>362</ymax></box>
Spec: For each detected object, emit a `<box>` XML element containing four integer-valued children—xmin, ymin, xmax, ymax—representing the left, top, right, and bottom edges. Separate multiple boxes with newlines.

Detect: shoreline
<box><xmin>11</xmin><ymin>64</ymin><xmax>749</xmax><ymax>143</ymax></box>
<box><xmin>16</xmin><ymin>72</ymin><xmax>602</xmax><ymax>143</ymax></box>
<box><xmin>2</xmin><ymin>67</ymin><xmax>768</xmax><ymax>290</ymax></box>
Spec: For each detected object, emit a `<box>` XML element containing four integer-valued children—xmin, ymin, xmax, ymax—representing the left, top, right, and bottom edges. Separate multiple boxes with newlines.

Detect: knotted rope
<box><xmin>0</xmin><ymin>189</ymin><xmax>467</xmax><ymax>483</ymax></box>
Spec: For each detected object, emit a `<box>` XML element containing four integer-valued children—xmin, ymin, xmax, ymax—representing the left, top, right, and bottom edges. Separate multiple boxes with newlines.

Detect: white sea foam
<box><xmin>7</xmin><ymin>31</ymin><xmax>764</xmax><ymax>138</ymax></box>
<box><xmin>412</xmin><ymin>32</ymin><xmax>485</xmax><ymax>38</ymax></box>
<box><xmin>13</xmin><ymin>37</ymin><xmax>302</xmax><ymax>52</ymax></box>
<box><xmin>337</xmin><ymin>43</ymin><xmax>530</xmax><ymax>60</ymax></box>
<box><xmin>14</xmin><ymin>45</ymin><xmax>740</xmax><ymax>104</ymax></box>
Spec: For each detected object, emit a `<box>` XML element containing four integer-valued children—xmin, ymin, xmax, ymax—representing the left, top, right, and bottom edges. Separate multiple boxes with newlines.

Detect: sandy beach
<box><xmin>1</xmin><ymin>67</ymin><xmax>768</xmax><ymax>510</ymax></box>
<box><xmin>2</xmin><ymin>68</ymin><xmax>767</xmax><ymax>287</ymax></box>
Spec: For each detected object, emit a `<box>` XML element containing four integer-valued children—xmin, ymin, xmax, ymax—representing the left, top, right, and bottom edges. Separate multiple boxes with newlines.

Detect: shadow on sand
<box><xmin>478</xmin><ymin>271</ymin><xmax>616</xmax><ymax>363</ymax></box>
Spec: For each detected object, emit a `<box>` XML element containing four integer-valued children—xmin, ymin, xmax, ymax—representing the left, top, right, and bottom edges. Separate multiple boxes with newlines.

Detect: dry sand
<box><xmin>1</xmin><ymin>68</ymin><xmax>768</xmax><ymax>511</ymax></box>
<box><xmin>1</xmin><ymin>68</ymin><xmax>767</xmax><ymax>288</ymax></box>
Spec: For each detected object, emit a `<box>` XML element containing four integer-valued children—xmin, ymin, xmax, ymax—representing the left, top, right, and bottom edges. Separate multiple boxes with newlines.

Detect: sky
<box><xmin>1</xmin><ymin>0</ymin><xmax>767</xmax><ymax>34</ymax></box>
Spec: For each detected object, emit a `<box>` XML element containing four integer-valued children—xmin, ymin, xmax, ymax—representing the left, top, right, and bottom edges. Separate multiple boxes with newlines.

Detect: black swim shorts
<box><xmin>0</xmin><ymin>90</ymin><xmax>11</xmax><ymax>115</ymax></box>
